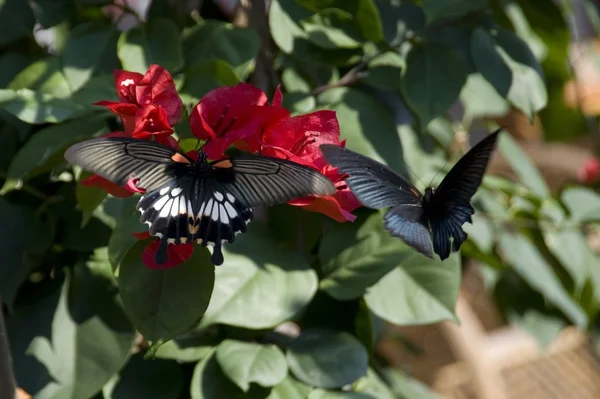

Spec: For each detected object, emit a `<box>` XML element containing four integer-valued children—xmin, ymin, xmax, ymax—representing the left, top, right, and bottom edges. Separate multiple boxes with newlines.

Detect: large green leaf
<box><xmin>382</xmin><ymin>368</ymin><xmax>441</xmax><ymax>399</ymax></box>
<box><xmin>153</xmin><ymin>334</ymin><xmax>216</xmax><ymax>363</ymax></box>
<box><xmin>215</xmin><ymin>339</ymin><xmax>288</xmax><ymax>391</ymax></box>
<box><xmin>493</xmin><ymin>28</ymin><xmax>547</xmax><ymax>121</ymax></box>
<box><xmin>470</xmin><ymin>27</ymin><xmax>512</xmax><ymax>97</ymax></box>
<box><xmin>62</xmin><ymin>22</ymin><xmax>119</xmax><ymax>92</ymax></box>
<box><xmin>2</xmin><ymin>113</ymin><xmax>107</xmax><ymax>190</ymax></box>
<box><xmin>180</xmin><ymin>60</ymin><xmax>240</xmax><ymax>104</ymax></box>
<box><xmin>401</xmin><ymin>42</ymin><xmax>467</xmax><ymax>126</ymax></box>
<box><xmin>498</xmin><ymin>232</ymin><xmax>587</xmax><ymax>327</ymax></box>
<box><xmin>15</xmin><ymin>256</ymin><xmax>135</xmax><ymax>399</ymax></box>
<box><xmin>103</xmin><ymin>353</ymin><xmax>182</xmax><ymax>399</ymax></box>
<box><xmin>190</xmin><ymin>350</ymin><xmax>272</xmax><ymax>399</ymax></box>
<box><xmin>117</xmin><ymin>18</ymin><xmax>183</xmax><ymax>73</ymax></box>
<box><xmin>200</xmin><ymin>226</ymin><xmax>318</xmax><ymax>329</ymax></box>
<box><xmin>267</xmin><ymin>377</ymin><xmax>312</xmax><ymax>399</ymax></box>
<box><xmin>319</xmin><ymin>212</ymin><xmax>413</xmax><ymax>300</ymax></box>
<box><xmin>286</xmin><ymin>329</ymin><xmax>368</xmax><ymax>389</ymax></box>
<box><xmin>301</xmin><ymin>9</ymin><xmax>362</xmax><ymax>50</ymax></box>
<box><xmin>107</xmin><ymin>199</ymin><xmax>147</xmax><ymax>272</ymax></box>
<box><xmin>119</xmin><ymin>240</ymin><xmax>215</xmax><ymax>342</ymax></box>
<box><xmin>8</xmin><ymin>57</ymin><xmax>72</xmax><ymax>98</ymax></box>
<box><xmin>308</xmin><ymin>390</ymin><xmax>373</xmax><ymax>399</ymax></box>
<box><xmin>422</xmin><ymin>0</ymin><xmax>488</xmax><ymax>24</ymax></box>
<box><xmin>269</xmin><ymin>0</ymin><xmax>310</xmax><ymax>54</ymax></box>
<box><xmin>364</xmin><ymin>252</ymin><xmax>461</xmax><ymax>325</ymax></box>
<box><xmin>183</xmin><ymin>20</ymin><xmax>260</xmax><ymax>81</ymax></box>
<box><xmin>376</xmin><ymin>2</ymin><xmax>424</xmax><ymax>45</ymax></box>
<box><xmin>0</xmin><ymin>88</ymin><xmax>93</xmax><ymax>124</ymax></box>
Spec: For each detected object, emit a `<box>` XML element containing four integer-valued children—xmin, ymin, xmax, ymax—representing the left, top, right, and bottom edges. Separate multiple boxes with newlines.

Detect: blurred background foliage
<box><xmin>2</xmin><ymin>0</ymin><xmax>600</xmax><ymax>398</ymax></box>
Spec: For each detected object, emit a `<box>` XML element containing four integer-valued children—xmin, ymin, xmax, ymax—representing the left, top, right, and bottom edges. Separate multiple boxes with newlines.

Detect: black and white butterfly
<box><xmin>320</xmin><ymin>130</ymin><xmax>500</xmax><ymax>260</ymax></box>
<box><xmin>65</xmin><ymin>137</ymin><xmax>336</xmax><ymax>265</ymax></box>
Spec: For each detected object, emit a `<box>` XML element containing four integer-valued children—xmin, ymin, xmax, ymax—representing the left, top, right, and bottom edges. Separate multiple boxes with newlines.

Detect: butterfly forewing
<box><xmin>320</xmin><ymin>144</ymin><xmax>422</xmax><ymax>209</ymax></box>
<box><xmin>434</xmin><ymin>130</ymin><xmax>500</xmax><ymax>206</ymax></box>
<box><xmin>213</xmin><ymin>156</ymin><xmax>336</xmax><ymax>208</ymax></box>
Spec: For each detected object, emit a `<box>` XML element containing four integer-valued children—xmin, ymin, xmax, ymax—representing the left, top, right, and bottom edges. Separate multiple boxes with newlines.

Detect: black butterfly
<box><xmin>65</xmin><ymin>137</ymin><xmax>336</xmax><ymax>265</ymax></box>
<box><xmin>320</xmin><ymin>130</ymin><xmax>500</xmax><ymax>260</ymax></box>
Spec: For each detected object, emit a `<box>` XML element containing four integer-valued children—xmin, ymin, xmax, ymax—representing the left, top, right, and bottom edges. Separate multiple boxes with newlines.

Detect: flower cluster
<box><xmin>85</xmin><ymin>64</ymin><xmax>359</xmax><ymax>268</ymax></box>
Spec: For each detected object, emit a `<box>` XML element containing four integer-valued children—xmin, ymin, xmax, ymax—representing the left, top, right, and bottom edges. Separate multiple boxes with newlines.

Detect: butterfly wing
<box><xmin>384</xmin><ymin>204</ymin><xmax>434</xmax><ymax>258</ymax></box>
<box><xmin>64</xmin><ymin>137</ymin><xmax>189</xmax><ymax>191</ymax></box>
<box><xmin>210</xmin><ymin>155</ymin><xmax>336</xmax><ymax>208</ymax></box>
<box><xmin>319</xmin><ymin>144</ymin><xmax>423</xmax><ymax>209</ymax></box>
<box><xmin>429</xmin><ymin>130</ymin><xmax>500</xmax><ymax>260</ymax></box>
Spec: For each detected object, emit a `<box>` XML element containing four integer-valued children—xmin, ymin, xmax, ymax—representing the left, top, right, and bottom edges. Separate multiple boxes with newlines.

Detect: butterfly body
<box><xmin>65</xmin><ymin>137</ymin><xmax>336</xmax><ymax>266</ymax></box>
<box><xmin>320</xmin><ymin>130</ymin><xmax>500</xmax><ymax>260</ymax></box>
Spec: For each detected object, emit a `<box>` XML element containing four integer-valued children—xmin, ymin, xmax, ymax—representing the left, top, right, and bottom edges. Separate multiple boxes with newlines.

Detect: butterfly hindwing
<box><xmin>320</xmin><ymin>144</ymin><xmax>422</xmax><ymax>209</ymax></box>
<box><xmin>430</xmin><ymin>205</ymin><xmax>473</xmax><ymax>260</ymax></box>
<box><xmin>384</xmin><ymin>204</ymin><xmax>434</xmax><ymax>258</ymax></box>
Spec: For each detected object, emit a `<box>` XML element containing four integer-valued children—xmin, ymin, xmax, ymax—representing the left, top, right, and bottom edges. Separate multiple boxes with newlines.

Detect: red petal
<box><xmin>578</xmin><ymin>157</ymin><xmax>600</xmax><ymax>184</ymax></box>
<box><xmin>80</xmin><ymin>175</ymin><xmax>134</xmax><ymax>198</ymax></box>
<box><xmin>136</xmin><ymin>65</ymin><xmax>182</xmax><ymax>126</ymax></box>
<box><xmin>94</xmin><ymin>101</ymin><xmax>138</xmax><ymax>134</ymax></box>
<box><xmin>114</xmin><ymin>69</ymin><xmax>143</xmax><ymax>103</ymax></box>
<box><xmin>124</xmin><ymin>177</ymin><xmax>146</xmax><ymax>194</ymax></box>
<box><xmin>262</xmin><ymin>110</ymin><xmax>341</xmax><ymax>158</ymax></box>
<box><xmin>142</xmin><ymin>240</ymin><xmax>194</xmax><ymax>269</ymax></box>
<box><xmin>132</xmin><ymin>104</ymin><xmax>173</xmax><ymax>138</ymax></box>
<box><xmin>102</xmin><ymin>131</ymin><xmax>131</xmax><ymax>138</ymax></box>
<box><xmin>132</xmin><ymin>231</ymin><xmax>151</xmax><ymax>240</ymax></box>
<box><xmin>189</xmin><ymin>83</ymin><xmax>268</xmax><ymax>139</ymax></box>
<box><xmin>272</xmin><ymin>85</ymin><xmax>283</xmax><ymax>107</ymax></box>
<box><xmin>155</xmin><ymin>134</ymin><xmax>181</xmax><ymax>150</ymax></box>
<box><xmin>290</xmin><ymin>195</ymin><xmax>357</xmax><ymax>223</ymax></box>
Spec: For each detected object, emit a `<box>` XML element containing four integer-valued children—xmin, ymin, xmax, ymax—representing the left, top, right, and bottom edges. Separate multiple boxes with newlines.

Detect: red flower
<box><xmin>189</xmin><ymin>83</ymin><xmax>288</xmax><ymax>159</ymax></box>
<box><xmin>261</xmin><ymin>111</ymin><xmax>360</xmax><ymax>222</ymax></box>
<box><xmin>95</xmin><ymin>65</ymin><xmax>182</xmax><ymax>134</ymax></box>
<box><xmin>131</xmin><ymin>104</ymin><xmax>173</xmax><ymax>139</ymax></box>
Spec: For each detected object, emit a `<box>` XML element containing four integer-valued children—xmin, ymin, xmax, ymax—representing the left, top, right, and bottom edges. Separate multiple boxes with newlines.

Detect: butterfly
<box><xmin>320</xmin><ymin>130</ymin><xmax>500</xmax><ymax>260</ymax></box>
<box><xmin>65</xmin><ymin>137</ymin><xmax>336</xmax><ymax>265</ymax></box>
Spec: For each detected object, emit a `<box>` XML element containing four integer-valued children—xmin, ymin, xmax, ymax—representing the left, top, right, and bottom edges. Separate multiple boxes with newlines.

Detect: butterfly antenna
<box><xmin>399</xmin><ymin>159</ymin><xmax>430</xmax><ymax>189</ymax></box>
<box><xmin>427</xmin><ymin>161</ymin><xmax>449</xmax><ymax>188</ymax></box>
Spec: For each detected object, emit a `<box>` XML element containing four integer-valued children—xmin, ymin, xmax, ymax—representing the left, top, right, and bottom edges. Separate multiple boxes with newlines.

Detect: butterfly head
<box><xmin>197</xmin><ymin>150</ymin><xmax>209</xmax><ymax>165</ymax></box>
<box><xmin>423</xmin><ymin>187</ymin><xmax>435</xmax><ymax>203</ymax></box>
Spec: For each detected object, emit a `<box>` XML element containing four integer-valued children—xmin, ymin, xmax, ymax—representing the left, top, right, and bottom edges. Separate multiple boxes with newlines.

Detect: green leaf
<box><xmin>308</xmin><ymin>390</ymin><xmax>373</xmax><ymax>399</ymax></box>
<box><xmin>267</xmin><ymin>377</ymin><xmax>313</xmax><ymax>399</ymax></box>
<box><xmin>61</xmin><ymin>212</ymin><xmax>112</xmax><ymax>252</ymax></box>
<box><xmin>0</xmin><ymin>198</ymin><xmax>52</xmax><ymax>308</ymax></box>
<box><xmin>28</xmin><ymin>0</ymin><xmax>73</xmax><ymax>27</ymax></box>
<box><xmin>507</xmin><ymin>309</ymin><xmax>566</xmax><ymax>348</ymax></box>
<box><xmin>364</xmin><ymin>252</ymin><xmax>461</xmax><ymax>325</ymax></box>
<box><xmin>498</xmin><ymin>232</ymin><xmax>587</xmax><ymax>327</ymax></box>
<box><xmin>319</xmin><ymin>213</ymin><xmax>413</xmax><ymax>300</ymax></box>
<box><xmin>180</xmin><ymin>60</ymin><xmax>240</xmax><ymax>103</ymax></box>
<box><xmin>0</xmin><ymin>0</ymin><xmax>35</xmax><ymax>46</ymax></box>
<box><xmin>301</xmin><ymin>10</ymin><xmax>362</xmax><ymax>49</ymax></box>
<box><xmin>281</xmin><ymin>68</ymin><xmax>311</xmax><ymax>93</ymax></box>
<box><xmin>183</xmin><ymin>20</ymin><xmax>260</xmax><ymax>81</ymax></box>
<box><xmin>0</xmin><ymin>88</ymin><xmax>94</xmax><ymax>124</ymax></box>
<box><xmin>269</xmin><ymin>0</ymin><xmax>310</xmax><ymax>54</ymax></box>
<box><xmin>327</xmin><ymin>88</ymin><xmax>405</xmax><ymax>173</ymax></box>
<box><xmin>376</xmin><ymin>2</ymin><xmax>424</xmax><ymax>45</ymax></box>
<box><xmin>153</xmin><ymin>334</ymin><xmax>216</xmax><ymax>363</ymax></box>
<box><xmin>62</xmin><ymin>22</ymin><xmax>119</xmax><ymax>92</ymax></box>
<box><xmin>296</xmin><ymin>0</ymin><xmax>384</xmax><ymax>42</ymax></box>
<box><xmin>105</xmin><ymin>197</ymin><xmax>147</xmax><ymax>271</ymax></box>
<box><xmin>103</xmin><ymin>353</ymin><xmax>182</xmax><ymax>399</ymax></box>
<box><xmin>190</xmin><ymin>350</ymin><xmax>272</xmax><ymax>399</ymax></box>
<box><xmin>497</xmin><ymin>132</ymin><xmax>550</xmax><ymax>197</ymax></box>
<box><xmin>119</xmin><ymin>240</ymin><xmax>215</xmax><ymax>341</ymax></box>
<box><xmin>401</xmin><ymin>42</ymin><xmax>467</xmax><ymax>126</ymax></box>
<box><xmin>117</xmin><ymin>18</ymin><xmax>184</xmax><ymax>73</ymax></box>
<box><xmin>422</xmin><ymin>0</ymin><xmax>488</xmax><ymax>24</ymax></box>
<box><xmin>459</xmin><ymin>73</ymin><xmax>510</xmax><ymax>125</ymax></box>
<box><xmin>286</xmin><ymin>329</ymin><xmax>368</xmax><ymax>389</ymax></box>
<box><xmin>561</xmin><ymin>187</ymin><xmax>600</xmax><ymax>223</ymax></box>
<box><xmin>9</xmin><ymin>57</ymin><xmax>72</xmax><ymax>98</ymax></box>
<box><xmin>0</xmin><ymin>53</ymin><xmax>38</xmax><ymax>89</ymax></box>
<box><xmin>493</xmin><ymin>28</ymin><xmax>547</xmax><ymax>121</ymax></box>
<box><xmin>216</xmin><ymin>339</ymin><xmax>288</xmax><ymax>391</ymax></box>
<box><xmin>76</xmin><ymin>170</ymin><xmax>108</xmax><ymax>226</ymax></box>
<box><xmin>21</xmin><ymin>257</ymin><xmax>135</xmax><ymax>399</ymax></box>
<box><xmin>2</xmin><ymin>113</ymin><xmax>107</xmax><ymax>189</ymax></box>
<box><xmin>354</xmin><ymin>368</ymin><xmax>396</xmax><ymax>399</ymax></box>
<box><xmin>382</xmin><ymin>368</ymin><xmax>441</xmax><ymax>399</ymax></box>
<box><xmin>363</xmin><ymin>52</ymin><xmax>403</xmax><ymax>91</ymax></box>
<box><xmin>540</xmin><ymin>199</ymin><xmax>600</xmax><ymax>300</ymax></box>
<box><xmin>470</xmin><ymin>28</ymin><xmax>512</xmax><ymax>97</ymax></box>
<box><xmin>200</xmin><ymin>227</ymin><xmax>318</xmax><ymax>329</ymax></box>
